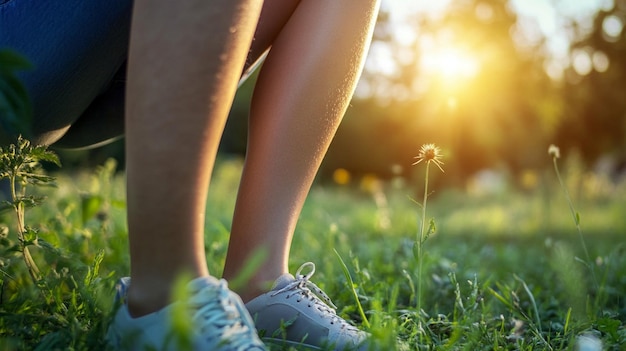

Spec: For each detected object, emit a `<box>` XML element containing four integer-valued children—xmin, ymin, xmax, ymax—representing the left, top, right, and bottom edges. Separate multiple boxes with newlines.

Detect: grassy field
<box><xmin>0</xmin><ymin>154</ymin><xmax>624</xmax><ymax>350</ymax></box>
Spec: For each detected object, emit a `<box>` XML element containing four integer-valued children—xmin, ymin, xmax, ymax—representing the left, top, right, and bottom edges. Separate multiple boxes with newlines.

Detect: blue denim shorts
<box><xmin>0</xmin><ymin>0</ymin><xmax>133</xmax><ymax>147</ymax></box>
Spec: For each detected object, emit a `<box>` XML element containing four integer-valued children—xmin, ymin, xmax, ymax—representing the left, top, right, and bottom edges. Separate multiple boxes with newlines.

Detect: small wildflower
<box><xmin>413</xmin><ymin>143</ymin><xmax>444</xmax><ymax>172</ymax></box>
<box><xmin>548</xmin><ymin>144</ymin><xmax>560</xmax><ymax>159</ymax></box>
<box><xmin>332</xmin><ymin>168</ymin><xmax>351</xmax><ymax>185</ymax></box>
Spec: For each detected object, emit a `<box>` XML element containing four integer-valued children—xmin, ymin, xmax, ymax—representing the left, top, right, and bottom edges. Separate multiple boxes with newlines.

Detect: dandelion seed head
<box><xmin>548</xmin><ymin>144</ymin><xmax>560</xmax><ymax>159</ymax></box>
<box><xmin>413</xmin><ymin>143</ymin><xmax>445</xmax><ymax>172</ymax></box>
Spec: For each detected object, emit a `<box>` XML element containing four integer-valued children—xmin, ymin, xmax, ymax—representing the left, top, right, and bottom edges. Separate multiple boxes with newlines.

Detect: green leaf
<box><xmin>425</xmin><ymin>218</ymin><xmax>437</xmax><ymax>241</ymax></box>
<box><xmin>597</xmin><ymin>317</ymin><xmax>621</xmax><ymax>340</ymax></box>
<box><xmin>23</xmin><ymin>173</ymin><xmax>57</xmax><ymax>186</ymax></box>
<box><xmin>84</xmin><ymin>250</ymin><xmax>105</xmax><ymax>286</ymax></box>
<box><xmin>22</xmin><ymin>226</ymin><xmax>39</xmax><ymax>246</ymax></box>
<box><xmin>14</xmin><ymin>195</ymin><xmax>45</xmax><ymax>208</ymax></box>
<box><xmin>29</xmin><ymin>144</ymin><xmax>61</xmax><ymax>167</ymax></box>
<box><xmin>81</xmin><ymin>195</ymin><xmax>103</xmax><ymax>224</ymax></box>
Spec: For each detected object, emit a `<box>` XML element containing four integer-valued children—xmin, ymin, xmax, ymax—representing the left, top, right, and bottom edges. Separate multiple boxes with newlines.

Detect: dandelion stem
<box><xmin>412</xmin><ymin>143</ymin><xmax>443</xmax><ymax>338</ymax></box>
<box><xmin>551</xmin><ymin>157</ymin><xmax>591</xmax><ymax>265</ymax></box>
<box><xmin>416</xmin><ymin>161</ymin><xmax>430</xmax><ymax>325</ymax></box>
<box><xmin>551</xmin><ymin>155</ymin><xmax>601</xmax><ymax>310</ymax></box>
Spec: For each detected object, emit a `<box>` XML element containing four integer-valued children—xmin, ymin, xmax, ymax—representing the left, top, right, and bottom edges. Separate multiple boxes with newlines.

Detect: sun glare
<box><xmin>421</xmin><ymin>46</ymin><xmax>480</xmax><ymax>83</ymax></box>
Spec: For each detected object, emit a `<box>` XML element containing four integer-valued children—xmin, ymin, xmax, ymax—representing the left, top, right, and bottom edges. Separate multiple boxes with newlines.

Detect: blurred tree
<box><xmin>556</xmin><ymin>0</ymin><xmax>626</xmax><ymax>164</ymax></box>
<box><xmin>326</xmin><ymin>0</ymin><xmax>560</xmax><ymax>186</ymax></box>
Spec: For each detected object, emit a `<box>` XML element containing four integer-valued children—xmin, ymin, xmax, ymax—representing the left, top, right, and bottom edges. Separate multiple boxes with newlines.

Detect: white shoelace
<box><xmin>189</xmin><ymin>280</ymin><xmax>265</xmax><ymax>350</ymax></box>
<box><xmin>112</xmin><ymin>277</ymin><xmax>265</xmax><ymax>350</ymax></box>
<box><xmin>270</xmin><ymin>262</ymin><xmax>362</xmax><ymax>330</ymax></box>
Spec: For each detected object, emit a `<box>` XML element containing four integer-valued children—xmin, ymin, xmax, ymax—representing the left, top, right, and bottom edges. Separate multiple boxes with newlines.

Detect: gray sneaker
<box><xmin>245</xmin><ymin>262</ymin><xmax>369</xmax><ymax>350</ymax></box>
<box><xmin>106</xmin><ymin>276</ymin><xmax>268</xmax><ymax>351</ymax></box>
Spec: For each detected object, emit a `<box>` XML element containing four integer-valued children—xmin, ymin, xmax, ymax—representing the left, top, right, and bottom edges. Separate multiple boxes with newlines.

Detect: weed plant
<box><xmin>0</xmin><ymin>138</ymin><xmax>624</xmax><ymax>350</ymax></box>
<box><xmin>411</xmin><ymin>143</ymin><xmax>445</xmax><ymax>344</ymax></box>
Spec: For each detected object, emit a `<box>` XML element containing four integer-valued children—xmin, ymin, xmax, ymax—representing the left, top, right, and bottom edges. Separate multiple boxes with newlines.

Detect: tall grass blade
<box><xmin>333</xmin><ymin>249</ymin><xmax>370</xmax><ymax>329</ymax></box>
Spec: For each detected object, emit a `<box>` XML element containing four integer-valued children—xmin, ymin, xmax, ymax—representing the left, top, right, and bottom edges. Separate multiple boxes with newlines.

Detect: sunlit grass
<box><xmin>0</xmin><ymin>155</ymin><xmax>624</xmax><ymax>350</ymax></box>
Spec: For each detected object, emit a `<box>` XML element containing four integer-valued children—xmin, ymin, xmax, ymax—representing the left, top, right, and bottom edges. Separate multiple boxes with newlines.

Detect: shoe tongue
<box><xmin>187</xmin><ymin>275</ymin><xmax>223</xmax><ymax>292</ymax></box>
<box><xmin>271</xmin><ymin>273</ymin><xmax>296</xmax><ymax>290</ymax></box>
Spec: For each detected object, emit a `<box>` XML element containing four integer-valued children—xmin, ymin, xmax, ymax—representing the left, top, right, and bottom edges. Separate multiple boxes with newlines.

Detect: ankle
<box><xmin>237</xmin><ymin>276</ymin><xmax>280</xmax><ymax>303</ymax></box>
<box><xmin>238</xmin><ymin>288</ymin><xmax>265</xmax><ymax>304</ymax></box>
<box><xmin>126</xmin><ymin>285</ymin><xmax>171</xmax><ymax>318</ymax></box>
<box><xmin>223</xmin><ymin>262</ymin><xmax>287</xmax><ymax>302</ymax></box>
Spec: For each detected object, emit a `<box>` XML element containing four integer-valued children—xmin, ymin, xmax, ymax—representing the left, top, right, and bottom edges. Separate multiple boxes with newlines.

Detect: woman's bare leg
<box><xmin>124</xmin><ymin>0</ymin><xmax>262</xmax><ymax>317</ymax></box>
<box><xmin>223</xmin><ymin>0</ymin><xmax>380</xmax><ymax>301</ymax></box>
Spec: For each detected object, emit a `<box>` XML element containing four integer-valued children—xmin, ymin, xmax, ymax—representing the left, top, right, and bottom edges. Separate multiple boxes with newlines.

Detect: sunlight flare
<box><xmin>421</xmin><ymin>46</ymin><xmax>480</xmax><ymax>83</ymax></box>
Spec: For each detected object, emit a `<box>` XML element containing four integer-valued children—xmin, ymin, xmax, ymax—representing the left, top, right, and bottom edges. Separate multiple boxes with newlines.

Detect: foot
<box><xmin>245</xmin><ymin>262</ymin><xmax>369</xmax><ymax>350</ymax></box>
<box><xmin>106</xmin><ymin>276</ymin><xmax>268</xmax><ymax>350</ymax></box>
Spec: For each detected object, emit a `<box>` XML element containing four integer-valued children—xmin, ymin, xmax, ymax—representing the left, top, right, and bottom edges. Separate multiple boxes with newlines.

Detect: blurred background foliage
<box><xmin>57</xmin><ymin>0</ymin><xmax>626</xmax><ymax>189</ymax></box>
<box><xmin>322</xmin><ymin>0</ymin><xmax>626</xmax><ymax>185</ymax></box>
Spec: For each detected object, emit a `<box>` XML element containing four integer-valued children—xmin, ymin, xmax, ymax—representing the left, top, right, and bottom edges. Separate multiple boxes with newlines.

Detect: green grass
<box><xmin>1</xmin><ymin>156</ymin><xmax>625</xmax><ymax>350</ymax></box>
